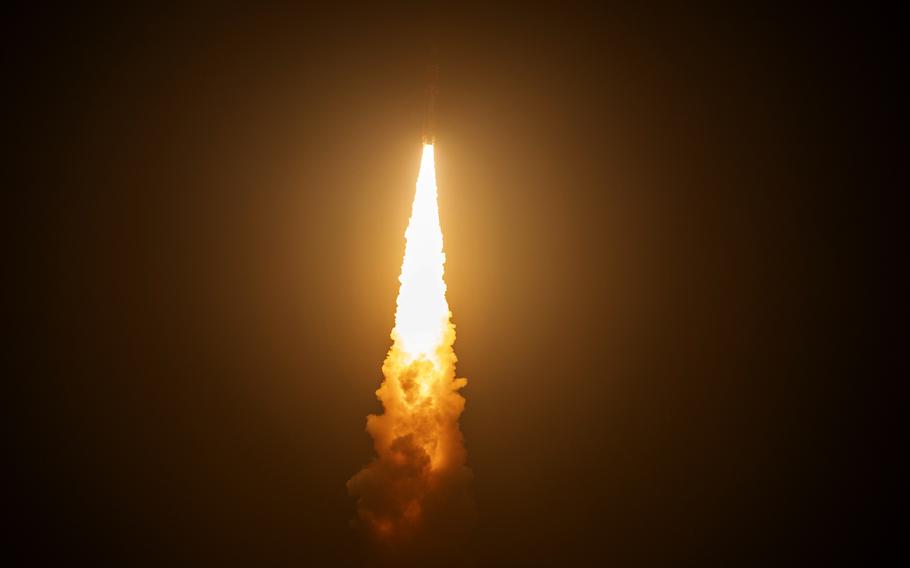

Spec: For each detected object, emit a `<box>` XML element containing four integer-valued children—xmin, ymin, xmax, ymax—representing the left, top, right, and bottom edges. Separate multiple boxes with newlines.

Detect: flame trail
<box><xmin>348</xmin><ymin>144</ymin><xmax>473</xmax><ymax>550</ymax></box>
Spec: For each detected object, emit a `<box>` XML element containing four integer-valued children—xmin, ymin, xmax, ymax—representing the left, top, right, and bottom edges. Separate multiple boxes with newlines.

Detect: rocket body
<box><xmin>422</xmin><ymin>62</ymin><xmax>439</xmax><ymax>145</ymax></box>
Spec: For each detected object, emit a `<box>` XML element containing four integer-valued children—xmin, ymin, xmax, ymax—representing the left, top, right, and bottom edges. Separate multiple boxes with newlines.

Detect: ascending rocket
<box><xmin>422</xmin><ymin>58</ymin><xmax>439</xmax><ymax>145</ymax></box>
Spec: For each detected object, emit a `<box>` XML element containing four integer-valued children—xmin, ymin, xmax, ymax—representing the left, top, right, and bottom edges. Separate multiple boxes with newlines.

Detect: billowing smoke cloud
<box><xmin>347</xmin><ymin>145</ymin><xmax>474</xmax><ymax>562</ymax></box>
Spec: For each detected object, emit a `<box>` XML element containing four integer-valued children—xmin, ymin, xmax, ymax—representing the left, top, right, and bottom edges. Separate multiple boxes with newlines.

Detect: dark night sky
<box><xmin>10</xmin><ymin>4</ymin><xmax>898</xmax><ymax>566</ymax></box>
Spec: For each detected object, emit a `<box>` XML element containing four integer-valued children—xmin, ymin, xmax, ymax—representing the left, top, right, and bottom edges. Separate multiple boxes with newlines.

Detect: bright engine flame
<box><xmin>394</xmin><ymin>144</ymin><xmax>449</xmax><ymax>360</ymax></box>
<box><xmin>348</xmin><ymin>144</ymin><xmax>473</xmax><ymax>545</ymax></box>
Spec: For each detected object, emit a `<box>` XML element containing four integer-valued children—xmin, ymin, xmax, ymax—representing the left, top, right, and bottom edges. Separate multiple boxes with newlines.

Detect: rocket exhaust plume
<box><xmin>347</xmin><ymin>143</ymin><xmax>473</xmax><ymax>558</ymax></box>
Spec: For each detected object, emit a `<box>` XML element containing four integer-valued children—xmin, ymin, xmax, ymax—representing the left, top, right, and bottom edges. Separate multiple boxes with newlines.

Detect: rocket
<box><xmin>422</xmin><ymin>59</ymin><xmax>439</xmax><ymax>145</ymax></box>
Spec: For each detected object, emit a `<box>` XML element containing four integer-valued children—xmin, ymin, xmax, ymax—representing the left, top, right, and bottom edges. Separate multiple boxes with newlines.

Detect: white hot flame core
<box><xmin>393</xmin><ymin>144</ymin><xmax>450</xmax><ymax>361</ymax></box>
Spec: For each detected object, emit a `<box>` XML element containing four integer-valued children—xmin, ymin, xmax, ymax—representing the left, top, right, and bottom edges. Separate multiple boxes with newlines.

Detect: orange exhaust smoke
<box><xmin>348</xmin><ymin>144</ymin><xmax>473</xmax><ymax>546</ymax></box>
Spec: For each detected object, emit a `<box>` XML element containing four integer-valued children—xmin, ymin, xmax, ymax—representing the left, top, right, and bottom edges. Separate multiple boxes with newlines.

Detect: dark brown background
<box><xmin>10</xmin><ymin>4</ymin><xmax>897</xmax><ymax>565</ymax></box>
